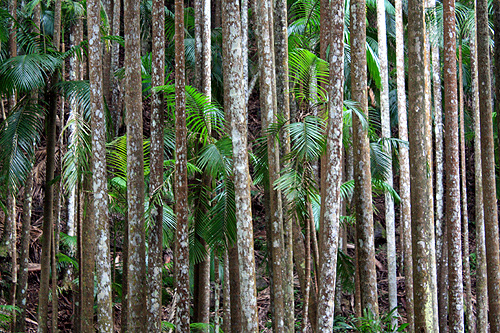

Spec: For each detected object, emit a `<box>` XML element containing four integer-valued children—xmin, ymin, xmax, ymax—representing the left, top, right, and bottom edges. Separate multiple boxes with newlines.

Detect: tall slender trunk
<box><xmin>228</xmin><ymin>245</ymin><xmax>241</xmax><ymax>331</ymax></box>
<box><xmin>458</xmin><ymin>43</ymin><xmax>474</xmax><ymax>333</ymax></box>
<box><xmin>222</xmin><ymin>0</ymin><xmax>259</xmax><ymax>328</ymax></box>
<box><xmin>395</xmin><ymin>0</ymin><xmax>413</xmax><ymax>328</ymax></box>
<box><xmin>424</xmin><ymin>7</ymin><xmax>439</xmax><ymax>327</ymax></box>
<box><xmin>193</xmin><ymin>0</ymin><xmax>211</xmax><ymax>326</ymax></box>
<box><xmin>223</xmin><ymin>250</ymin><xmax>232</xmax><ymax>333</ymax></box>
<box><xmin>407</xmin><ymin>0</ymin><xmax>435</xmax><ymax>328</ymax></box>
<box><xmin>38</xmin><ymin>77</ymin><xmax>58</xmax><ymax>333</ymax></box>
<box><xmin>429</xmin><ymin>0</ymin><xmax>447</xmax><ymax>328</ymax></box>
<box><xmin>255</xmin><ymin>0</ymin><xmax>285</xmax><ymax>329</ymax></box>
<box><xmin>316</xmin><ymin>0</ymin><xmax>344</xmax><ymax>326</ymax></box>
<box><xmin>147</xmin><ymin>0</ymin><xmax>165</xmax><ymax>331</ymax></box>
<box><xmin>351</xmin><ymin>0</ymin><xmax>378</xmax><ymax>315</ymax></box>
<box><xmin>470</xmin><ymin>21</ymin><xmax>489</xmax><ymax>332</ymax></box>
<box><xmin>124</xmin><ymin>0</ymin><xmax>147</xmax><ymax>330</ymax></box>
<box><xmin>174</xmin><ymin>0</ymin><xmax>190</xmax><ymax>329</ymax></box>
<box><xmin>80</xmin><ymin>176</ymin><xmax>95</xmax><ymax>333</ymax></box>
<box><xmin>274</xmin><ymin>0</ymin><xmax>294</xmax><ymax>327</ymax></box>
<box><xmin>443</xmin><ymin>0</ymin><xmax>464</xmax><ymax>329</ymax></box>
<box><xmin>377</xmin><ymin>0</ymin><xmax>397</xmax><ymax>324</ymax></box>
<box><xmin>16</xmin><ymin>173</ymin><xmax>32</xmax><ymax>333</ymax></box>
<box><xmin>111</xmin><ymin>0</ymin><xmax>122</xmax><ymax>134</ymax></box>
<box><xmin>476</xmin><ymin>0</ymin><xmax>500</xmax><ymax>328</ymax></box>
<box><xmin>88</xmin><ymin>0</ymin><xmax>113</xmax><ymax>329</ymax></box>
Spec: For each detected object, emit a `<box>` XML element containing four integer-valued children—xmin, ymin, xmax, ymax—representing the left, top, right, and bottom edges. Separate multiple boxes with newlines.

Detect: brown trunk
<box><xmin>229</xmin><ymin>244</ymin><xmax>242</xmax><ymax>331</ymax></box>
<box><xmin>222</xmin><ymin>0</ymin><xmax>259</xmax><ymax>328</ymax></box>
<box><xmin>458</xmin><ymin>43</ymin><xmax>475</xmax><ymax>333</ymax></box>
<box><xmin>38</xmin><ymin>77</ymin><xmax>58</xmax><ymax>333</ymax></box>
<box><xmin>477</xmin><ymin>0</ymin><xmax>500</xmax><ymax>327</ymax></box>
<box><xmin>174</xmin><ymin>0</ymin><xmax>190</xmax><ymax>328</ymax></box>
<box><xmin>223</xmin><ymin>250</ymin><xmax>232</xmax><ymax>333</ymax></box>
<box><xmin>80</xmin><ymin>176</ymin><xmax>95</xmax><ymax>333</ymax></box>
<box><xmin>470</xmin><ymin>20</ymin><xmax>489</xmax><ymax>332</ymax></box>
<box><xmin>443</xmin><ymin>0</ymin><xmax>465</xmax><ymax>329</ymax></box>
<box><xmin>16</xmin><ymin>174</ymin><xmax>33</xmax><ymax>333</ymax></box>
<box><xmin>292</xmin><ymin>216</ymin><xmax>318</xmax><ymax>330</ymax></box>
<box><xmin>408</xmin><ymin>0</ymin><xmax>435</xmax><ymax>328</ymax></box>
<box><xmin>351</xmin><ymin>0</ymin><xmax>378</xmax><ymax>315</ymax></box>
<box><xmin>147</xmin><ymin>0</ymin><xmax>165</xmax><ymax>331</ymax></box>
<box><xmin>124</xmin><ymin>0</ymin><xmax>147</xmax><ymax>330</ymax></box>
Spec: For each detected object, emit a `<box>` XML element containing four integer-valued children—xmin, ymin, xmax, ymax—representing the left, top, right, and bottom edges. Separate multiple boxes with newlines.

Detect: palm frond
<box><xmin>0</xmin><ymin>97</ymin><xmax>45</xmax><ymax>190</ymax></box>
<box><xmin>0</xmin><ymin>53</ymin><xmax>60</xmax><ymax>94</ymax></box>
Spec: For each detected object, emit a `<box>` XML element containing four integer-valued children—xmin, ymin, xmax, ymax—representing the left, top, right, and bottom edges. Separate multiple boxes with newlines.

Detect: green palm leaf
<box><xmin>0</xmin><ymin>53</ymin><xmax>60</xmax><ymax>94</ymax></box>
<box><xmin>0</xmin><ymin>97</ymin><xmax>45</xmax><ymax>190</ymax></box>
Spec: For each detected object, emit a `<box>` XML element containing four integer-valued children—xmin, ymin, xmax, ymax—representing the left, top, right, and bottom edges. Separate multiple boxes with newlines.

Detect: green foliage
<box><xmin>352</xmin><ymin>308</ymin><xmax>409</xmax><ymax>332</ymax></box>
<box><xmin>0</xmin><ymin>304</ymin><xmax>20</xmax><ymax>331</ymax></box>
<box><xmin>0</xmin><ymin>97</ymin><xmax>45</xmax><ymax>190</ymax></box>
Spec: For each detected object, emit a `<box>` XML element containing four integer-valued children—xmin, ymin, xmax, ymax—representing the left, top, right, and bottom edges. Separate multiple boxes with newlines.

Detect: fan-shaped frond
<box><xmin>0</xmin><ymin>97</ymin><xmax>45</xmax><ymax>190</ymax></box>
<box><xmin>0</xmin><ymin>53</ymin><xmax>60</xmax><ymax>94</ymax></box>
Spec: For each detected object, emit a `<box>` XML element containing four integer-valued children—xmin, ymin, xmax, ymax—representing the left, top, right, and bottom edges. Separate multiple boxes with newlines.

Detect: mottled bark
<box><xmin>429</xmin><ymin>0</ymin><xmax>447</xmax><ymax>328</ymax></box>
<box><xmin>377</xmin><ymin>0</ymin><xmax>397</xmax><ymax>324</ymax></box>
<box><xmin>16</xmin><ymin>174</ymin><xmax>32</xmax><ymax>333</ymax></box>
<box><xmin>111</xmin><ymin>0</ymin><xmax>122</xmax><ymax>134</ymax></box>
<box><xmin>423</xmin><ymin>10</ymin><xmax>439</xmax><ymax>327</ymax></box>
<box><xmin>443</xmin><ymin>0</ymin><xmax>465</xmax><ymax>329</ymax></box>
<box><xmin>255</xmin><ymin>0</ymin><xmax>285</xmax><ymax>329</ymax></box>
<box><xmin>407</xmin><ymin>0</ymin><xmax>435</xmax><ymax>328</ymax></box>
<box><xmin>316</xmin><ymin>0</ymin><xmax>344</xmax><ymax>326</ymax></box>
<box><xmin>124</xmin><ymin>0</ymin><xmax>147</xmax><ymax>330</ymax></box>
<box><xmin>477</xmin><ymin>0</ymin><xmax>500</xmax><ymax>328</ymax></box>
<box><xmin>395</xmin><ymin>0</ymin><xmax>413</xmax><ymax>328</ymax></box>
<box><xmin>193</xmin><ymin>0</ymin><xmax>211</xmax><ymax>325</ymax></box>
<box><xmin>274</xmin><ymin>0</ymin><xmax>294</xmax><ymax>327</ymax></box>
<box><xmin>470</xmin><ymin>24</ymin><xmax>489</xmax><ymax>332</ymax></box>
<box><xmin>223</xmin><ymin>249</ymin><xmax>233</xmax><ymax>333</ymax></box>
<box><xmin>458</xmin><ymin>43</ymin><xmax>474</xmax><ymax>333</ymax></box>
<box><xmin>147</xmin><ymin>0</ymin><xmax>165</xmax><ymax>331</ymax></box>
<box><xmin>301</xmin><ymin>208</ymin><xmax>312</xmax><ymax>332</ymax></box>
<box><xmin>222</xmin><ymin>0</ymin><xmax>259</xmax><ymax>328</ymax></box>
<box><xmin>174</xmin><ymin>0</ymin><xmax>190</xmax><ymax>329</ymax></box>
<box><xmin>214</xmin><ymin>255</ymin><xmax>221</xmax><ymax>333</ymax></box>
<box><xmin>88</xmin><ymin>0</ymin><xmax>113</xmax><ymax>330</ymax></box>
<box><xmin>292</xmin><ymin>216</ymin><xmax>318</xmax><ymax>330</ymax></box>
<box><xmin>351</xmin><ymin>0</ymin><xmax>378</xmax><ymax>316</ymax></box>
<box><xmin>102</xmin><ymin>0</ymin><xmax>112</xmax><ymax>112</ymax></box>
<box><xmin>80</xmin><ymin>176</ymin><xmax>95</xmax><ymax>333</ymax></box>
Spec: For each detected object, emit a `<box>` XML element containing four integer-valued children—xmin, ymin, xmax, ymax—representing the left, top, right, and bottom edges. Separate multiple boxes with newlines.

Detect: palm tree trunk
<box><xmin>222</xmin><ymin>0</ymin><xmax>259</xmax><ymax>327</ymax></box>
<box><xmin>124</xmin><ymin>0</ymin><xmax>147</xmax><ymax>330</ymax></box>
<box><xmin>38</xmin><ymin>79</ymin><xmax>58</xmax><ymax>333</ymax></box>
<box><xmin>351</xmin><ymin>0</ymin><xmax>378</xmax><ymax>316</ymax></box>
<box><xmin>80</xmin><ymin>176</ymin><xmax>95</xmax><ymax>333</ymax></box>
<box><xmin>87</xmin><ymin>0</ymin><xmax>113</xmax><ymax>329</ymax></box>
<box><xmin>443</xmin><ymin>0</ymin><xmax>465</xmax><ymax>329</ymax></box>
<box><xmin>316</xmin><ymin>0</ymin><xmax>344</xmax><ymax>325</ymax></box>
<box><xmin>255</xmin><ymin>0</ymin><xmax>285</xmax><ymax>329</ymax></box>
<box><xmin>407</xmin><ymin>0</ymin><xmax>435</xmax><ymax>328</ymax></box>
<box><xmin>396</xmin><ymin>4</ymin><xmax>414</xmax><ymax>333</ymax></box>
<box><xmin>274</xmin><ymin>0</ymin><xmax>294</xmax><ymax>327</ymax></box>
<box><xmin>16</xmin><ymin>173</ymin><xmax>33</xmax><ymax>333</ymax></box>
<box><xmin>458</xmin><ymin>43</ymin><xmax>474</xmax><ymax>333</ymax></box>
<box><xmin>147</xmin><ymin>0</ymin><xmax>165</xmax><ymax>331</ymax></box>
<box><xmin>470</xmin><ymin>22</ymin><xmax>489</xmax><ymax>332</ymax></box>
<box><xmin>395</xmin><ymin>0</ymin><xmax>413</xmax><ymax>327</ymax></box>
<box><xmin>377</xmin><ymin>0</ymin><xmax>397</xmax><ymax>324</ymax></box>
<box><xmin>174</xmin><ymin>0</ymin><xmax>190</xmax><ymax>329</ymax></box>
<box><xmin>476</xmin><ymin>0</ymin><xmax>500</xmax><ymax>328</ymax></box>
